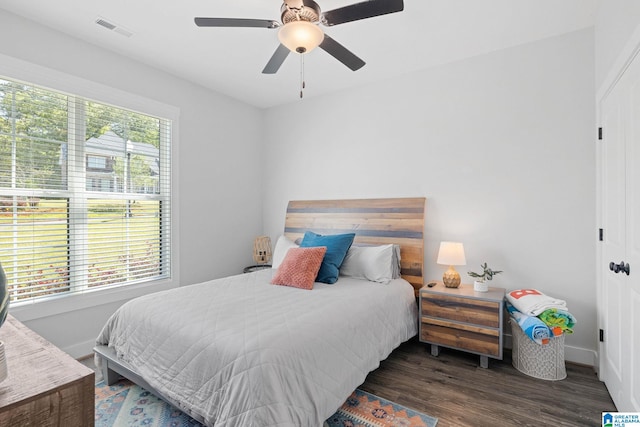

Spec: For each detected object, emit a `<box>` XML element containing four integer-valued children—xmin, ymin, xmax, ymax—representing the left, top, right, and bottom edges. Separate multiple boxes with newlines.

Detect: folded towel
<box><xmin>506</xmin><ymin>289</ymin><xmax>567</xmax><ymax>316</ymax></box>
<box><xmin>506</xmin><ymin>301</ymin><xmax>553</xmax><ymax>345</ymax></box>
<box><xmin>538</xmin><ymin>308</ymin><xmax>576</xmax><ymax>335</ymax></box>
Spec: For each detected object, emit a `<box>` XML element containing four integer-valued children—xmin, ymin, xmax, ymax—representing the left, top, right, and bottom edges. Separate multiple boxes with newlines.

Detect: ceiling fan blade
<box><xmin>319</xmin><ymin>35</ymin><xmax>365</xmax><ymax>71</ymax></box>
<box><xmin>262</xmin><ymin>44</ymin><xmax>291</xmax><ymax>74</ymax></box>
<box><xmin>194</xmin><ymin>17</ymin><xmax>279</xmax><ymax>29</ymax></box>
<box><xmin>321</xmin><ymin>0</ymin><xmax>404</xmax><ymax>26</ymax></box>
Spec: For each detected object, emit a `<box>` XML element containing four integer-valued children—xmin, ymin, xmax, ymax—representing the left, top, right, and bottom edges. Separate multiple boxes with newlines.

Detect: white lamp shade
<box><xmin>278</xmin><ymin>21</ymin><xmax>324</xmax><ymax>53</ymax></box>
<box><xmin>436</xmin><ymin>241</ymin><xmax>466</xmax><ymax>266</ymax></box>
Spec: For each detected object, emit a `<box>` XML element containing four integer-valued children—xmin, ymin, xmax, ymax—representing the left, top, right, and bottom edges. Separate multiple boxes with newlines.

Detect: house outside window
<box><xmin>87</xmin><ymin>155</ymin><xmax>107</xmax><ymax>170</ymax></box>
<box><xmin>0</xmin><ymin>77</ymin><xmax>172</xmax><ymax>303</ymax></box>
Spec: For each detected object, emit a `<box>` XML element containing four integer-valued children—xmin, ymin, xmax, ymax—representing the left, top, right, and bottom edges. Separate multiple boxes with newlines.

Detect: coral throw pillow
<box><xmin>271</xmin><ymin>246</ymin><xmax>327</xmax><ymax>290</ymax></box>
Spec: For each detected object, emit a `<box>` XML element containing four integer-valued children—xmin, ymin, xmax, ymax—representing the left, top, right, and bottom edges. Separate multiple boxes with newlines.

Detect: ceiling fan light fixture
<box><xmin>278</xmin><ymin>21</ymin><xmax>324</xmax><ymax>54</ymax></box>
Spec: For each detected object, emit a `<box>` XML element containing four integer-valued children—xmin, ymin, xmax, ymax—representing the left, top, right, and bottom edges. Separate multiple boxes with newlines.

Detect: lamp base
<box><xmin>443</xmin><ymin>266</ymin><xmax>461</xmax><ymax>288</ymax></box>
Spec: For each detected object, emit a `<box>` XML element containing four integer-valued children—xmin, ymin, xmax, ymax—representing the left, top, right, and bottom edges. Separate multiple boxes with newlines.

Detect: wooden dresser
<box><xmin>419</xmin><ymin>282</ymin><xmax>505</xmax><ymax>368</ymax></box>
<box><xmin>0</xmin><ymin>315</ymin><xmax>94</xmax><ymax>426</ymax></box>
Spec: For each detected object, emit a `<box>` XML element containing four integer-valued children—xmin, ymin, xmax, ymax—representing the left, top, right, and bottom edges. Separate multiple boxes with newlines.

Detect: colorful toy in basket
<box><xmin>506</xmin><ymin>289</ymin><xmax>577</xmax><ymax>345</ymax></box>
<box><xmin>538</xmin><ymin>308</ymin><xmax>576</xmax><ymax>335</ymax></box>
<box><xmin>506</xmin><ymin>288</ymin><xmax>567</xmax><ymax>316</ymax></box>
<box><xmin>506</xmin><ymin>301</ymin><xmax>553</xmax><ymax>345</ymax></box>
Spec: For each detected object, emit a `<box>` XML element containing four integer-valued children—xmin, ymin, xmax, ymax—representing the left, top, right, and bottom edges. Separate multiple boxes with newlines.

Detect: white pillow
<box><xmin>271</xmin><ymin>235</ymin><xmax>299</xmax><ymax>269</ymax></box>
<box><xmin>339</xmin><ymin>244</ymin><xmax>401</xmax><ymax>283</ymax></box>
<box><xmin>391</xmin><ymin>244</ymin><xmax>401</xmax><ymax>278</ymax></box>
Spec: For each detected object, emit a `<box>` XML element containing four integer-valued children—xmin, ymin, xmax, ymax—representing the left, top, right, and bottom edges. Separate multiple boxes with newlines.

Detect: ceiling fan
<box><xmin>194</xmin><ymin>0</ymin><xmax>404</xmax><ymax>74</ymax></box>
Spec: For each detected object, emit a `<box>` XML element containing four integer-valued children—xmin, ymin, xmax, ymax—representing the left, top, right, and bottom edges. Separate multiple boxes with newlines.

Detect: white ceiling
<box><xmin>0</xmin><ymin>0</ymin><xmax>596</xmax><ymax>109</ymax></box>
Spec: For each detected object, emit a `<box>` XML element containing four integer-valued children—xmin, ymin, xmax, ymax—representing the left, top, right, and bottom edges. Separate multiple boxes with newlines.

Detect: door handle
<box><xmin>609</xmin><ymin>261</ymin><xmax>630</xmax><ymax>275</ymax></box>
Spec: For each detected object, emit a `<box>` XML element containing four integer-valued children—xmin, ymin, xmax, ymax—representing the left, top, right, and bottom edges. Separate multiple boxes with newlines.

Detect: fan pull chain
<box><xmin>299</xmin><ymin>54</ymin><xmax>305</xmax><ymax>99</ymax></box>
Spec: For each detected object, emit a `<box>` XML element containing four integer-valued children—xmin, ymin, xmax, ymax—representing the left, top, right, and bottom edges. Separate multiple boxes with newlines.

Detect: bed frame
<box><xmin>94</xmin><ymin>197</ymin><xmax>426</xmax><ymax>423</ymax></box>
<box><xmin>284</xmin><ymin>197</ymin><xmax>426</xmax><ymax>294</ymax></box>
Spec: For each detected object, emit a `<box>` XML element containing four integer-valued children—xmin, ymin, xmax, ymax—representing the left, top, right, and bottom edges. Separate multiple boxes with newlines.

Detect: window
<box><xmin>0</xmin><ymin>77</ymin><xmax>171</xmax><ymax>303</ymax></box>
<box><xmin>87</xmin><ymin>155</ymin><xmax>107</xmax><ymax>170</ymax></box>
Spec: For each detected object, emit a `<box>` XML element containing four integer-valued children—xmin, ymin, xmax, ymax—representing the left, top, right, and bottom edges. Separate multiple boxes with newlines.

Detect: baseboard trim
<box><xmin>64</xmin><ymin>338</ymin><xmax>96</xmax><ymax>360</ymax></box>
<box><xmin>565</xmin><ymin>345</ymin><xmax>598</xmax><ymax>367</ymax></box>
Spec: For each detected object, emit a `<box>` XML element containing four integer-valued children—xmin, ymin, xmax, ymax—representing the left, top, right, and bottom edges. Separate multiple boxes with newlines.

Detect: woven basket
<box><xmin>253</xmin><ymin>236</ymin><xmax>272</xmax><ymax>265</ymax></box>
<box><xmin>510</xmin><ymin>319</ymin><xmax>566</xmax><ymax>381</ymax></box>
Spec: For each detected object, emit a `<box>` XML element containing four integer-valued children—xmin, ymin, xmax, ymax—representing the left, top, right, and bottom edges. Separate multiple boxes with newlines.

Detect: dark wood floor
<box><xmin>360</xmin><ymin>338</ymin><xmax>616</xmax><ymax>427</ymax></box>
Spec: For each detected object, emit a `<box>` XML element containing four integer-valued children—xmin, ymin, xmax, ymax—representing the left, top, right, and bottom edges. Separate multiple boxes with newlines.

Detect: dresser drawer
<box><xmin>421</xmin><ymin>293</ymin><xmax>500</xmax><ymax>328</ymax></box>
<box><xmin>420</xmin><ymin>316</ymin><xmax>500</xmax><ymax>357</ymax></box>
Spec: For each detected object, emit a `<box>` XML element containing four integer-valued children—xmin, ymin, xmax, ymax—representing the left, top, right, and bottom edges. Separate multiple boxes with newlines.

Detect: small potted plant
<box><xmin>468</xmin><ymin>262</ymin><xmax>502</xmax><ymax>292</ymax></box>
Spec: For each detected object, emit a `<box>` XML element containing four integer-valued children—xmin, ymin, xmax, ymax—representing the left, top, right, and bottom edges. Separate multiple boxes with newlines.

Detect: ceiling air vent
<box><xmin>95</xmin><ymin>16</ymin><xmax>134</xmax><ymax>38</ymax></box>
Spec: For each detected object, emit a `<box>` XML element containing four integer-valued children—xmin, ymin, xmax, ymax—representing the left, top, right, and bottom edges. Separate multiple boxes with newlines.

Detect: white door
<box><xmin>625</xmin><ymin>55</ymin><xmax>640</xmax><ymax>411</ymax></box>
<box><xmin>599</xmin><ymin>50</ymin><xmax>640</xmax><ymax>412</ymax></box>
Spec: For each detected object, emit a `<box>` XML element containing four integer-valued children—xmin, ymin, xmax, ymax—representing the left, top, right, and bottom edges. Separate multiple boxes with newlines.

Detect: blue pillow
<box><xmin>299</xmin><ymin>231</ymin><xmax>356</xmax><ymax>284</ymax></box>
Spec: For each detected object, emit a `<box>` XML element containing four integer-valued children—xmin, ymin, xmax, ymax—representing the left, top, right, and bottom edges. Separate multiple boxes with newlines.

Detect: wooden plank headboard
<box><xmin>283</xmin><ymin>197</ymin><xmax>426</xmax><ymax>294</ymax></box>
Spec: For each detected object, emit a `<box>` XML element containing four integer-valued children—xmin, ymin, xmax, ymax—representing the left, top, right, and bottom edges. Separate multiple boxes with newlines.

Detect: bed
<box><xmin>94</xmin><ymin>197</ymin><xmax>426</xmax><ymax>426</ymax></box>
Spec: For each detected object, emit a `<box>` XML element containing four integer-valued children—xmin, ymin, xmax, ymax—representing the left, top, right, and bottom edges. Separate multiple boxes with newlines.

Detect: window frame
<box><xmin>0</xmin><ymin>53</ymin><xmax>180</xmax><ymax>322</ymax></box>
<box><xmin>86</xmin><ymin>155</ymin><xmax>108</xmax><ymax>170</ymax></box>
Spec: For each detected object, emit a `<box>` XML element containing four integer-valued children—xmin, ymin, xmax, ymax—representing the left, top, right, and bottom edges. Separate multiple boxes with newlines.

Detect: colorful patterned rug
<box><xmin>95</xmin><ymin>380</ymin><xmax>438</xmax><ymax>427</ymax></box>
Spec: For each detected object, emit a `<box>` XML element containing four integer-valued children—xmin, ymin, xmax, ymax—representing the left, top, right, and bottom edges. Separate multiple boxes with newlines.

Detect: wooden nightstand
<box><xmin>419</xmin><ymin>282</ymin><xmax>505</xmax><ymax>368</ymax></box>
<box><xmin>243</xmin><ymin>264</ymin><xmax>272</xmax><ymax>273</ymax></box>
<box><xmin>0</xmin><ymin>315</ymin><xmax>94</xmax><ymax>426</ymax></box>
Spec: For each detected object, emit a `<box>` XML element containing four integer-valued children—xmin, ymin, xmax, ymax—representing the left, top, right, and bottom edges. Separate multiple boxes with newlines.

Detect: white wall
<box><xmin>0</xmin><ymin>8</ymin><xmax>600</xmax><ymax>365</ymax></box>
<box><xmin>0</xmin><ymin>9</ymin><xmax>264</xmax><ymax>357</ymax></box>
<box><xmin>595</xmin><ymin>0</ymin><xmax>640</xmax><ymax>92</ymax></box>
<box><xmin>263</xmin><ymin>29</ymin><xmax>596</xmax><ymax>364</ymax></box>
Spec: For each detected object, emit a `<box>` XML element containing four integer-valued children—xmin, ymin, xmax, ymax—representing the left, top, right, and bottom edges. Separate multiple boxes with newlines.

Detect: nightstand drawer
<box><xmin>421</xmin><ymin>293</ymin><xmax>500</xmax><ymax>328</ymax></box>
<box><xmin>420</xmin><ymin>317</ymin><xmax>500</xmax><ymax>357</ymax></box>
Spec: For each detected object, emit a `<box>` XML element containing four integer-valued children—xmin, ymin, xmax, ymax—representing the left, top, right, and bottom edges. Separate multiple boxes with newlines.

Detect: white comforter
<box><xmin>96</xmin><ymin>269</ymin><xmax>418</xmax><ymax>426</ymax></box>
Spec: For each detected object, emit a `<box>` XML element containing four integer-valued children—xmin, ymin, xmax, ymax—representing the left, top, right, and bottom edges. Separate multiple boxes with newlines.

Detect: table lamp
<box><xmin>436</xmin><ymin>241</ymin><xmax>466</xmax><ymax>288</ymax></box>
<box><xmin>253</xmin><ymin>236</ymin><xmax>272</xmax><ymax>265</ymax></box>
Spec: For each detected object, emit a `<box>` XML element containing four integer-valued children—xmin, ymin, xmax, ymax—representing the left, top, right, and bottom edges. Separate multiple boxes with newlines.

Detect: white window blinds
<box><xmin>0</xmin><ymin>77</ymin><xmax>171</xmax><ymax>303</ymax></box>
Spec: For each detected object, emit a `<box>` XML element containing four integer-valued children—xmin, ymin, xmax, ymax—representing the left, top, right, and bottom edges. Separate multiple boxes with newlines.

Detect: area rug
<box><xmin>95</xmin><ymin>380</ymin><xmax>438</xmax><ymax>427</ymax></box>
